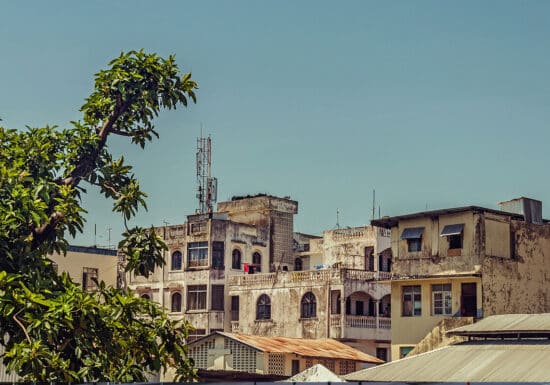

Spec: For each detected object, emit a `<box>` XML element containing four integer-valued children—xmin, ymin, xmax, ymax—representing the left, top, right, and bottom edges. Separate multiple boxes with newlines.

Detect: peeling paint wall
<box><xmin>482</xmin><ymin>220</ymin><xmax>550</xmax><ymax>315</ymax></box>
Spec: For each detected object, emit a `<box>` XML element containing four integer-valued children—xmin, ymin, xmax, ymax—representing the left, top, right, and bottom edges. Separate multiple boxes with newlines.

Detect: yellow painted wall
<box><xmin>390</xmin><ymin>277</ymin><xmax>481</xmax><ymax>361</ymax></box>
<box><xmin>50</xmin><ymin>249</ymin><xmax>118</xmax><ymax>288</ymax></box>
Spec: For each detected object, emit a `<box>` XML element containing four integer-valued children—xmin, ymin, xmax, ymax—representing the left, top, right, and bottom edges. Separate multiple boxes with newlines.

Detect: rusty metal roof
<box><xmin>344</xmin><ymin>340</ymin><xmax>550</xmax><ymax>382</ymax></box>
<box><xmin>448</xmin><ymin>313</ymin><xmax>550</xmax><ymax>337</ymax></box>
<box><xmin>211</xmin><ymin>332</ymin><xmax>383</xmax><ymax>364</ymax></box>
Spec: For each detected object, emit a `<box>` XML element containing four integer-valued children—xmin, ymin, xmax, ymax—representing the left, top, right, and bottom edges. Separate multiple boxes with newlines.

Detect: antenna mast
<box><xmin>196</xmin><ymin>135</ymin><xmax>217</xmax><ymax>214</ymax></box>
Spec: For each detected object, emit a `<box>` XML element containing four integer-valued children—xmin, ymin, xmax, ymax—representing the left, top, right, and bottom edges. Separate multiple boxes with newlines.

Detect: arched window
<box><xmin>232</xmin><ymin>249</ymin><xmax>241</xmax><ymax>270</ymax></box>
<box><xmin>171</xmin><ymin>250</ymin><xmax>182</xmax><ymax>270</ymax></box>
<box><xmin>171</xmin><ymin>292</ymin><xmax>182</xmax><ymax>312</ymax></box>
<box><xmin>141</xmin><ymin>293</ymin><xmax>151</xmax><ymax>300</ymax></box>
<box><xmin>301</xmin><ymin>292</ymin><xmax>317</xmax><ymax>318</ymax></box>
<box><xmin>294</xmin><ymin>257</ymin><xmax>303</xmax><ymax>271</ymax></box>
<box><xmin>256</xmin><ymin>294</ymin><xmax>271</xmax><ymax>320</ymax></box>
<box><xmin>253</xmin><ymin>252</ymin><xmax>262</xmax><ymax>272</ymax></box>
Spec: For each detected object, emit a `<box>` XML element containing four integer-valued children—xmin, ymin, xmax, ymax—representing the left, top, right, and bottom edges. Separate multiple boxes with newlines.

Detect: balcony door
<box><xmin>461</xmin><ymin>283</ymin><xmax>477</xmax><ymax>317</ymax></box>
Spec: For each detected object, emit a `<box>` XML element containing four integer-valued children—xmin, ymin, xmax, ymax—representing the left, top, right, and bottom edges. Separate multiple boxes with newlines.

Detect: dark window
<box><xmin>407</xmin><ymin>238</ymin><xmax>422</xmax><ymax>252</ymax></box>
<box><xmin>294</xmin><ymin>257</ymin><xmax>303</xmax><ymax>271</ymax></box>
<box><xmin>345</xmin><ymin>297</ymin><xmax>351</xmax><ymax>315</ymax></box>
<box><xmin>376</xmin><ymin>348</ymin><xmax>388</xmax><ymax>362</ymax></box>
<box><xmin>365</xmin><ymin>246</ymin><xmax>375</xmax><ymax>271</ymax></box>
<box><xmin>171</xmin><ymin>292</ymin><xmax>182</xmax><ymax>312</ymax></box>
<box><xmin>402</xmin><ymin>285</ymin><xmax>421</xmax><ymax>316</ymax></box>
<box><xmin>212</xmin><ymin>241</ymin><xmax>224</xmax><ymax>269</ymax></box>
<box><xmin>141</xmin><ymin>293</ymin><xmax>151</xmax><ymax>300</ymax></box>
<box><xmin>461</xmin><ymin>282</ymin><xmax>477</xmax><ymax>317</ymax></box>
<box><xmin>211</xmin><ymin>285</ymin><xmax>224</xmax><ymax>310</ymax></box>
<box><xmin>171</xmin><ymin>250</ymin><xmax>183</xmax><ymax>270</ymax></box>
<box><xmin>231</xmin><ymin>296</ymin><xmax>239</xmax><ymax>321</ymax></box>
<box><xmin>187</xmin><ymin>285</ymin><xmax>207</xmax><ymax>310</ymax></box>
<box><xmin>252</xmin><ymin>252</ymin><xmax>262</xmax><ymax>272</ymax></box>
<box><xmin>291</xmin><ymin>360</ymin><xmax>300</xmax><ymax>375</ymax></box>
<box><xmin>232</xmin><ymin>249</ymin><xmax>241</xmax><ymax>269</ymax></box>
<box><xmin>301</xmin><ymin>292</ymin><xmax>317</xmax><ymax>319</ymax></box>
<box><xmin>187</xmin><ymin>242</ymin><xmax>208</xmax><ymax>267</ymax></box>
<box><xmin>368</xmin><ymin>298</ymin><xmax>376</xmax><ymax>316</ymax></box>
<box><xmin>256</xmin><ymin>294</ymin><xmax>271</xmax><ymax>320</ymax></box>
<box><xmin>82</xmin><ymin>267</ymin><xmax>98</xmax><ymax>291</ymax></box>
<box><xmin>448</xmin><ymin>234</ymin><xmax>462</xmax><ymax>249</ymax></box>
<box><xmin>356</xmin><ymin>301</ymin><xmax>364</xmax><ymax>316</ymax></box>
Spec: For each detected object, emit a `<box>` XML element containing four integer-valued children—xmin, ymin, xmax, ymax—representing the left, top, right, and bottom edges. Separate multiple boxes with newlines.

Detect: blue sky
<box><xmin>2</xmin><ymin>1</ymin><xmax>550</xmax><ymax>247</ymax></box>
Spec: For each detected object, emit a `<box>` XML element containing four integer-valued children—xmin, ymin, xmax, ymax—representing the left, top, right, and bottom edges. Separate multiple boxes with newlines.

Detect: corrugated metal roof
<box><xmin>344</xmin><ymin>340</ymin><xmax>550</xmax><ymax>382</ymax></box>
<box><xmin>440</xmin><ymin>223</ymin><xmax>464</xmax><ymax>236</ymax></box>
<box><xmin>448</xmin><ymin>313</ymin><xmax>550</xmax><ymax>337</ymax></box>
<box><xmin>400</xmin><ymin>227</ymin><xmax>424</xmax><ymax>239</ymax></box>
<box><xmin>214</xmin><ymin>332</ymin><xmax>383</xmax><ymax>364</ymax></box>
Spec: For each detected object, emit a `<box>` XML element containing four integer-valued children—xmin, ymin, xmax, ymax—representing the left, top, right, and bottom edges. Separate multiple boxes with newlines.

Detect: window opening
<box><xmin>294</xmin><ymin>257</ymin><xmax>303</xmax><ymax>271</ymax></box>
<box><xmin>171</xmin><ymin>250</ymin><xmax>183</xmax><ymax>270</ymax></box>
<box><xmin>256</xmin><ymin>294</ymin><xmax>271</xmax><ymax>320</ymax></box>
<box><xmin>231</xmin><ymin>296</ymin><xmax>239</xmax><ymax>321</ymax></box>
<box><xmin>402</xmin><ymin>285</ymin><xmax>421</xmax><ymax>316</ymax></box>
<box><xmin>301</xmin><ymin>292</ymin><xmax>317</xmax><ymax>318</ymax></box>
<box><xmin>187</xmin><ymin>285</ymin><xmax>207</xmax><ymax>310</ymax></box>
<box><xmin>252</xmin><ymin>252</ymin><xmax>262</xmax><ymax>272</ymax></box>
<box><xmin>232</xmin><ymin>249</ymin><xmax>241</xmax><ymax>269</ymax></box>
<box><xmin>432</xmin><ymin>283</ymin><xmax>452</xmax><ymax>315</ymax></box>
<box><xmin>187</xmin><ymin>242</ymin><xmax>208</xmax><ymax>267</ymax></box>
<box><xmin>212</xmin><ymin>241</ymin><xmax>224</xmax><ymax>269</ymax></box>
<box><xmin>211</xmin><ymin>284</ymin><xmax>224</xmax><ymax>310</ymax></box>
<box><xmin>82</xmin><ymin>267</ymin><xmax>98</xmax><ymax>291</ymax></box>
<box><xmin>171</xmin><ymin>292</ymin><xmax>182</xmax><ymax>312</ymax></box>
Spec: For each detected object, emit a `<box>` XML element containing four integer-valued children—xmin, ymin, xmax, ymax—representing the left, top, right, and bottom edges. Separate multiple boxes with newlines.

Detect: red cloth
<box><xmin>243</xmin><ymin>263</ymin><xmax>249</xmax><ymax>272</ymax></box>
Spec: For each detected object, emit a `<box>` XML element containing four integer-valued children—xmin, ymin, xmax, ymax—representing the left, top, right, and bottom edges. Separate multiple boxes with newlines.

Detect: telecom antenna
<box><xmin>196</xmin><ymin>135</ymin><xmax>217</xmax><ymax>214</ymax></box>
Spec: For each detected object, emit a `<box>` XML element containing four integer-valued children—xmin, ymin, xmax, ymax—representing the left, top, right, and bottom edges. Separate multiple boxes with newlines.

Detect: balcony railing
<box><xmin>227</xmin><ymin>268</ymin><xmax>392</xmax><ymax>286</ymax></box>
<box><xmin>330</xmin><ymin>314</ymin><xmax>391</xmax><ymax>329</ymax></box>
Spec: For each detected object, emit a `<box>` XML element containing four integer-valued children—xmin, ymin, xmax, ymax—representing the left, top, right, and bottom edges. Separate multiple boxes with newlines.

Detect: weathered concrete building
<box><xmin>126</xmin><ymin>194</ymin><xmax>298</xmax><ymax>340</ymax></box>
<box><xmin>228</xmin><ymin>225</ymin><xmax>392</xmax><ymax>361</ymax></box>
<box><xmin>371</xmin><ymin>197</ymin><xmax>550</xmax><ymax>361</ymax></box>
<box><xmin>187</xmin><ymin>332</ymin><xmax>383</xmax><ymax>377</ymax></box>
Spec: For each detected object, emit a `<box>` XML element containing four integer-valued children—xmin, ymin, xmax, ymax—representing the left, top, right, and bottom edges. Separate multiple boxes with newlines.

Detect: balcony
<box><xmin>227</xmin><ymin>268</ymin><xmax>392</xmax><ymax>287</ymax></box>
<box><xmin>330</xmin><ymin>314</ymin><xmax>391</xmax><ymax>340</ymax></box>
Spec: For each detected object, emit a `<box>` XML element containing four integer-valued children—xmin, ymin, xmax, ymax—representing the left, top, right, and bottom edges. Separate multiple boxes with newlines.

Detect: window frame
<box><xmin>301</xmin><ymin>292</ymin><xmax>317</xmax><ymax>319</ymax></box>
<box><xmin>232</xmin><ymin>248</ymin><xmax>242</xmax><ymax>270</ymax></box>
<box><xmin>407</xmin><ymin>238</ymin><xmax>422</xmax><ymax>252</ymax></box>
<box><xmin>212</xmin><ymin>241</ymin><xmax>224</xmax><ymax>269</ymax></box>
<box><xmin>82</xmin><ymin>267</ymin><xmax>98</xmax><ymax>292</ymax></box>
<box><xmin>187</xmin><ymin>242</ymin><xmax>209</xmax><ymax>268</ymax></box>
<box><xmin>171</xmin><ymin>250</ymin><xmax>183</xmax><ymax>270</ymax></box>
<box><xmin>211</xmin><ymin>284</ymin><xmax>224</xmax><ymax>310</ymax></box>
<box><xmin>256</xmin><ymin>294</ymin><xmax>271</xmax><ymax>320</ymax></box>
<box><xmin>402</xmin><ymin>285</ymin><xmax>421</xmax><ymax>317</ymax></box>
<box><xmin>187</xmin><ymin>284</ymin><xmax>207</xmax><ymax>311</ymax></box>
<box><xmin>252</xmin><ymin>251</ymin><xmax>262</xmax><ymax>272</ymax></box>
<box><xmin>171</xmin><ymin>291</ymin><xmax>182</xmax><ymax>312</ymax></box>
<box><xmin>432</xmin><ymin>283</ymin><xmax>452</xmax><ymax>316</ymax></box>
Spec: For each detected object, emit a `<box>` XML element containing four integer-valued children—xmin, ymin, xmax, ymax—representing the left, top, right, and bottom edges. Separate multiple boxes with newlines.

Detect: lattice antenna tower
<box><xmin>196</xmin><ymin>136</ymin><xmax>217</xmax><ymax>213</ymax></box>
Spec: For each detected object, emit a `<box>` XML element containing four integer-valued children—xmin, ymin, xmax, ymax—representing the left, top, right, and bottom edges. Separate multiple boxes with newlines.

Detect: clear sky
<box><xmin>2</xmin><ymin>1</ymin><xmax>550</xmax><ymax>247</ymax></box>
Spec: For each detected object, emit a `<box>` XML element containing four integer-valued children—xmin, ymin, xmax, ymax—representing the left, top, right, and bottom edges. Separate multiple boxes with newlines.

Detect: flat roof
<box><xmin>371</xmin><ymin>205</ymin><xmax>527</xmax><ymax>228</ymax></box>
<box><xmin>344</xmin><ymin>340</ymin><xmax>550</xmax><ymax>382</ymax></box>
<box><xmin>189</xmin><ymin>332</ymin><xmax>383</xmax><ymax>364</ymax></box>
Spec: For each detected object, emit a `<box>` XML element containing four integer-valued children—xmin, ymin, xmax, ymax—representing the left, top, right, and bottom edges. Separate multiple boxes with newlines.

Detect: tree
<box><xmin>0</xmin><ymin>50</ymin><xmax>199</xmax><ymax>382</ymax></box>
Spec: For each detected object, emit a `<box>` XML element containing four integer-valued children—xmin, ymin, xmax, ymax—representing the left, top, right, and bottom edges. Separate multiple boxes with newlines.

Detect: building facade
<box><xmin>228</xmin><ymin>225</ymin><xmax>392</xmax><ymax>360</ymax></box>
<box><xmin>371</xmin><ymin>197</ymin><xmax>550</xmax><ymax>360</ymax></box>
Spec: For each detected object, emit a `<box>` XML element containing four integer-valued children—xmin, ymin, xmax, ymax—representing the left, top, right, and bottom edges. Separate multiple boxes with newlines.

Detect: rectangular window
<box><xmin>231</xmin><ymin>296</ymin><xmax>240</xmax><ymax>321</ymax></box>
<box><xmin>212</xmin><ymin>241</ymin><xmax>224</xmax><ymax>269</ymax></box>
<box><xmin>187</xmin><ymin>242</ymin><xmax>208</xmax><ymax>267</ymax></box>
<box><xmin>400</xmin><ymin>346</ymin><xmax>414</xmax><ymax>358</ymax></box>
<box><xmin>187</xmin><ymin>285</ymin><xmax>207</xmax><ymax>310</ymax></box>
<box><xmin>432</xmin><ymin>284</ymin><xmax>452</xmax><ymax>315</ymax></box>
<box><xmin>376</xmin><ymin>348</ymin><xmax>388</xmax><ymax>362</ymax></box>
<box><xmin>401</xmin><ymin>227</ymin><xmax>424</xmax><ymax>252</ymax></box>
<box><xmin>211</xmin><ymin>285</ymin><xmax>224</xmax><ymax>310</ymax></box>
<box><xmin>187</xmin><ymin>328</ymin><xmax>206</xmax><ymax>342</ymax></box>
<box><xmin>402</xmin><ymin>285</ymin><xmax>421</xmax><ymax>316</ymax></box>
<box><xmin>82</xmin><ymin>267</ymin><xmax>98</xmax><ymax>291</ymax></box>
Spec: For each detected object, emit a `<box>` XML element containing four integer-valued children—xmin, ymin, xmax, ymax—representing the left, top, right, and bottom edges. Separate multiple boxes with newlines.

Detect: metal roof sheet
<box><xmin>448</xmin><ymin>313</ymin><xmax>550</xmax><ymax>337</ymax></box>
<box><xmin>440</xmin><ymin>223</ymin><xmax>464</xmax><ymax>236</ymax></box>
<box><xmin>214</xmin><ymin>332</ymin><xmax>383</xmax><ymax>364</ymax></box>
<box><xmin>344</xmin><ymin>340</ymin><xmax>550</xmax><ymax>382</ymax></box>
<box><xmin>400</xmin><ymin>227</ymin><xmax>424</xmax><ymax>239</ymax></box>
